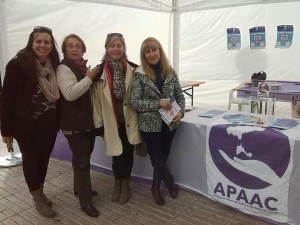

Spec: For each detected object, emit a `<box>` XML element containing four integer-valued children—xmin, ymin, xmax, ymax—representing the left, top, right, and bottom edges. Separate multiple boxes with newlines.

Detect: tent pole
<box><xmin>0</xmin><ymin>0</ymin><xmax>9</xmax><ymax>81</ymax></box>
<box><xmin>172</xmin><ymin>0</ymin><xmax>180</xmax><ymax>76</ymax></box>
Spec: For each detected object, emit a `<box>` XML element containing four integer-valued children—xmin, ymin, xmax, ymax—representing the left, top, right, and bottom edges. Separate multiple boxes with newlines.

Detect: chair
<box><xmin>228</xmin><ymin>89</ymin><xmax>250</xmax><ymax>111</ymax></box>
<box><xmin>250</xmin><ymin>97</ymin><xmax>275</xmax><ymax>115</ymax></box>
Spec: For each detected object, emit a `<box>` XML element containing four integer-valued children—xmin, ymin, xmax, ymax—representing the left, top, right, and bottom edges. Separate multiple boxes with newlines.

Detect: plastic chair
<box><xmin>228</xmin><ymin>89</ymin><xmax>250</xmax><ymax>111</ymax></box>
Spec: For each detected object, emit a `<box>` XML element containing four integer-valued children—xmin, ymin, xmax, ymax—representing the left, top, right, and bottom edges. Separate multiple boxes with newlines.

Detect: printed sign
<box><xmin>276</xmin><ymin>25</ymin><xmax>293</xmax><ymax>48</ymax></box>
<box><xmin>227</xmin><ymin>28</ymin><xmax>241</xmax><ymax>50</ymax></box>
<box><xmin>257</xmin><ymin>82</ymin><xmax>270</xmax><ymax>98</ymax></box>
<box><xmin>249</xmin><ymin>26</ymin><xmax>266</xmax><ymax>49</ymax></box>
<box><xmin>206</xmin><ymin>118</ymin><xmax>296</xmax><ymax>223</ymax></box>
<box><xmin>291</xmin><ymin>96</ymin><xmax>300</xmax><ymax>118</ymax></box>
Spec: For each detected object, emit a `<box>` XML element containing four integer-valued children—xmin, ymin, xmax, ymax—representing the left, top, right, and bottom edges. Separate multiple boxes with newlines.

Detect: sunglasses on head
<box><xmin>107</xmin><ymin>33</ymin><xmax>123</xmax><ymax>38</ymax></box>
<box><xmin>33</xmin><ymin>26</ymin><xmax>52</xmax><ymax>33</ymax></box>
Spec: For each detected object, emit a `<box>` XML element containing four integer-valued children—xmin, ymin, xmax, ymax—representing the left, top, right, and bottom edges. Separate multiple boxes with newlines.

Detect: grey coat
<box><xmin>130</xmin><ymin>66</ymin><xmax>185</xmax><ymax>132</ymax></box>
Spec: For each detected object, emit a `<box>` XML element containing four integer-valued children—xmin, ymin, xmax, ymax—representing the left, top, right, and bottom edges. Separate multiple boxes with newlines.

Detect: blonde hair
<box><xmin>104</xmin><ymin>33</ymin><xmax>127</xmax><ymax>60</ymax></box>
<box><xmin>140</xmin><ymin>37</ymin><xmax>172</xmax><ymax>81</ymax></box>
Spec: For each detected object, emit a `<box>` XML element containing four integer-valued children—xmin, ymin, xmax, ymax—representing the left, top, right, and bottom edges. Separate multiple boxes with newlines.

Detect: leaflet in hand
<box><xmin>159</xmin><ymin>96</ymin><xmax>181</xmax><ymax>125</ymax></box>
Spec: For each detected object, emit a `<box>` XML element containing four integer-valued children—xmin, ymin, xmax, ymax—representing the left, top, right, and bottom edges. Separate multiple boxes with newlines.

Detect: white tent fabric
<box><xmin>180</xmin><ymin>1</ymin><xmax>300</xmax><ymax>115</ymax></box>
<box><xmin>1</xmin><ymin>0</ymin><xmax>300</xmax><ymax>115</ymax></box>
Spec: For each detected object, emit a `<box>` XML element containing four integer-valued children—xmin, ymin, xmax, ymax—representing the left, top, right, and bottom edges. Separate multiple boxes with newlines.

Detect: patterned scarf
<box><xmin>107</xmin><ymin>56</ymin><xmax>126</xmax><ymax>100</ymax></box>
<box><xmin>36</xmin><ymin>58</ymin><xmax>60</xmax><ymax>102</ymax></box>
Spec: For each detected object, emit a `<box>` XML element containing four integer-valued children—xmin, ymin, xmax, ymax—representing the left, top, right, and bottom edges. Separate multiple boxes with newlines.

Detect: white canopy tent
<box><xmin>1</xmin><ymin>0</ymin><xmax>300</xmax><ymax>114</ymax></box>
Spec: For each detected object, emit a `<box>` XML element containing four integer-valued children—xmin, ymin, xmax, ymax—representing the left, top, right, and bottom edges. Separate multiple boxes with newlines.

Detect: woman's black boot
<box><xmin>151</xmin><ymin>169</ymin><xmax>165</xmax><ymax>206</ymax></box>
<box><xmin>162</xmin><ymin>166</ymin><xmax>178</xmax><ymax>198</ymax></box>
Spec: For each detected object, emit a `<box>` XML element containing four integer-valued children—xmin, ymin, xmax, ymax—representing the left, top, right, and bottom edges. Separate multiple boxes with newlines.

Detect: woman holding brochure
<box><xmin>130</xmin><ymin>37</ymin><xmax>185</xmax><ymax>206</ymax></box>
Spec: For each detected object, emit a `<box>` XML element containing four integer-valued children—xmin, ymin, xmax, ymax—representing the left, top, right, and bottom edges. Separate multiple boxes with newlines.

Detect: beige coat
<box><xmin>91</xmin><ymin>63</ymin><xmax>141</xmax><ymax>156</ymax></box>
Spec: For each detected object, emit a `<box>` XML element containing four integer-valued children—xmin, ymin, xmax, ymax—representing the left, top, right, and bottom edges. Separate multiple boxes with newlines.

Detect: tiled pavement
<box><xmin>0</xmin><ymin>142</ymin><xmax>273</xmax><ymax>225</ymax></box>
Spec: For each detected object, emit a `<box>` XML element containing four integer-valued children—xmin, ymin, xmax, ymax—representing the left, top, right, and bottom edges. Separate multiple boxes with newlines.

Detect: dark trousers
<box><xmin>65</xmin><ymin>130</ymin><xmax>95</xmax><ymax>208</ymax></box>
<box><xmin>112</xmin><ymin>123</ymin><xmax>134</xmax><ymax>179</ymax></box>
<box><xmin>16</xmin><ymin>119</ymin><xmax>57</xmax><ymax>192</ymax></box>
<box><xmin>140</xmin><ymin>123</ymin><xmax>176</xmax><ymax>170</ymax></box>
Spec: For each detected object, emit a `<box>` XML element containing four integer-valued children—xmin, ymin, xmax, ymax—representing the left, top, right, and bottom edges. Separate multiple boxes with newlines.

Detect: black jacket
<box><xmin>0</xmin><ymin>56</ymin><xmax>60</xmax><ymax>138</ymax></box>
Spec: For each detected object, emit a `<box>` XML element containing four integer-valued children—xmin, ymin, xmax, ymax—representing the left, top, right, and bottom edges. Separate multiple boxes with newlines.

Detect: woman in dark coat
<box><xmin>1</xmin><ymin>26</ymin><xmax>60</xmax><ymax>217</ymax></box>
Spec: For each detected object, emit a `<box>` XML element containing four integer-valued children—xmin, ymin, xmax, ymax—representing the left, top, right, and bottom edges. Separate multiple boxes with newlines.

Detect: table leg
<box><xmin>259</xmin><ymin>102</ymin><xmax>263</xmax><ymax>114</ymax></box>
<box><xmin>191</xmin><ymin>86</ymin><xmax>194</xmax><ymax>106</ymax></box>
<box><xmin>251</xmin><ymin>101</ymin><xmax>256</xmax><ymax>113</ymax></box>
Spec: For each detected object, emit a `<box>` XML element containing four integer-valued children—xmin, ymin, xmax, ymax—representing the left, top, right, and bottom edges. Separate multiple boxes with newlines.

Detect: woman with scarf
<box><xmin>92</xmin><ymin>33</ymin><xmax>141</xmax><ymax>204</ymax></box>
<box><xmin>56</xmin><ymin>34</ymin><xmax>101</xmax><ymax>217</ymax></box>
<box><xmin>1</xmin><ymin>26</ymin><xmax>60</xmax><ymax>217</ymax></box>
<box><xmin>130</xmin><ymin>37</ymin><xmax>185</xmax><ymax>206</ymax></box>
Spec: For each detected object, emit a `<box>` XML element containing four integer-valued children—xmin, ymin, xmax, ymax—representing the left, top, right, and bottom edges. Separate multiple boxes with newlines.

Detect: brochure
<box><xmin>223</xmin><ymin>114</ymin><xmax>244</xmax><ymax>123</ymax></box>
<box><xmin>198</xmin><ymin>110</ymin><xmax>226</xmax><ymax>118</ymax></box>
<box><xmin>158</xmin><ymin>96</ymin><xmax>181</xmax><ymax>125</ymax></box>
<box><xmin>269</xmin><ymin>118</ymin><xmax>299</xmax><ymax>130</ymax></box>
<box><xmin>223</xmin><ymin>114</ymin><xmax>268</xmax><ymax>126</ymax></box>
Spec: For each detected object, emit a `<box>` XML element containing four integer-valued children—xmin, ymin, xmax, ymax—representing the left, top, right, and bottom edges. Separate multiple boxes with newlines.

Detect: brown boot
<box><xmin>111</xmin><ymin>179</ymin><xmax>122</xmax><ymax>202</ymax></box>
<box><xmin>152</xmin><ymin>169</ymin><xmax>165</xmax><ymax>206</ymax></box>
<box><xmin>119</xmin><ymin>178</ymin><xmax>130</xmax><ymax>204</ymax></box>
<box><xmin>40</xmin><ymin>184</ymin><xmax>52</xmax><ymax>207</ymax></box>
<box><xmin>31</xmin><ymin>188</ymin><xmax>56</xmax><ymax>218</ymax></box>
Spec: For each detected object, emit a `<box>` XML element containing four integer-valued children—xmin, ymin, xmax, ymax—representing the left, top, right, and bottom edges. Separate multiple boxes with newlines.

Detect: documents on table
<box><xmin>198</xmin><ymin>110</ymin><xmax>226</xmax><ymax>118</ymax></box>
<box><xmin>223</xmin><ymin>114</ymin><xmax>268</xmax><ymax>126</ymax></box>
<box><xmin>286</xmin><ymin>90</ymin><xmax>300</xmax><ymax>93</ymax></box>
<box><xmin>221</xmin><ymin>113</ymin><xmax>300</xmax><ymax>130</ymax></box>
<box><xmin>269</xmin><ymin>118</ymin><xmax>300</xmax><ymax>130</ymax></box>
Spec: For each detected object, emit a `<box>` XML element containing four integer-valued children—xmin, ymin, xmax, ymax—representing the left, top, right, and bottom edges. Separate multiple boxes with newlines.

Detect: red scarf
<box><xmin>104</xmin><ymin>58</ymin><xmax>120</xmax><ymax>127</ymax></box>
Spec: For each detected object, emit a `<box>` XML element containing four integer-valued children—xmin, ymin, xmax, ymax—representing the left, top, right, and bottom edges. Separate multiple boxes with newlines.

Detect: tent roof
<box><xmin>68</xmin><ymin>0</ymin><xmax>300</xmax><ymax>12</ymax></box>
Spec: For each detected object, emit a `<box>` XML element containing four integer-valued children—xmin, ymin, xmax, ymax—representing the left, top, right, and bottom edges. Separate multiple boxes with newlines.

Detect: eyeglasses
<box><xmin>33</xmin><ymin>26</ymin><xmax>52</xmax><ymax>33</ymax></box>
<box><xmin>107</xmin><ymin>33</ymin><xmax>123</xmax><ymax>38</ymax></box>
<box><xmin>66</xmin><ymin>45</ymin><xmax>82</xmax><ymax>50</ymax></box>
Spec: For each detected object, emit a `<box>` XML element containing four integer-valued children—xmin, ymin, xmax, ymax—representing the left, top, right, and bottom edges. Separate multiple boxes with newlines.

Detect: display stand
<box><xmin>0</xmin><ymin>143</ymin><xmax>22</xmax><ymax>167</ymax></box>
<box><xmin>249</xmin><ymin>79</ymin><xmax>277</xmax><ymax>115</ymax></box>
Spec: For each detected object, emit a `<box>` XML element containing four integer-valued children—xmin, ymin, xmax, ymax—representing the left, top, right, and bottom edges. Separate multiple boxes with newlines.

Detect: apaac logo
<box><xmin>208</xmin><ymin>124</ymin><xmax>290</xmax><ymax>189</ymax></box>
<box><xmin>258</xmin><ymin>82</ymin><xmax>269</xmax><ymax>93</ymax></box>
<box><xmin>257</xmin><ymin>82</ymin><xmax>270</xmax><ymax>97</ymax></box>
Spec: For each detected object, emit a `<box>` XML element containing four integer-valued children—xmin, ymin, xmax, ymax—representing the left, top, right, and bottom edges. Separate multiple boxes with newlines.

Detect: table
<box><xmin>235</xmin><ymin>80</ymin><xmax>300</xmax><ymax>115</ymax></box>
<box><xmin>180</xmin><ymin>80</ymin><xmax>205</xmax><ymax>106</ymax></box>
<box><xmin>52</xmin><ymin>108</ymin><xmax>300</xmax><ymax>225</ymax></box>
<box><xmin>236</xmin><ymin>80</ymin><xmax>300</xmax><ymax>102</ymax></box>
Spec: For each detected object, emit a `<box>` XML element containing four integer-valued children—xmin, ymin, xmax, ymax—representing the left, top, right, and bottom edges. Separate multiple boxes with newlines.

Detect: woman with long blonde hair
<box><xmin>130</xmin><ymin>37</ymin><xmax>185</xmax><ymax>206</ymax></box>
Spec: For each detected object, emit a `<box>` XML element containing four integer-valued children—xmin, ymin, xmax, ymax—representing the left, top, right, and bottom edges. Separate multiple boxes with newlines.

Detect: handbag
<box><xmin>251</xmin><ymin>71</ymin><xmax>267</xmax><ymax>87</ymax></box>
<box><xmin>135</xmin><ymin>139</ymin><xmax>148</xmax><ymax>157</ymax></box>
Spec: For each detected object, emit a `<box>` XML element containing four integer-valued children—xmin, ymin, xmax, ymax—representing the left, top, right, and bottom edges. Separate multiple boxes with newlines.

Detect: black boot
<box><xmin>151</xmin><ymin>168</ymin><xmax>165</xmax><ymax>206</ymax></box>
<box><xmin>162</xmin><ymin>166</ymin><xmax>178</xmax><ymax>199</ymax></box>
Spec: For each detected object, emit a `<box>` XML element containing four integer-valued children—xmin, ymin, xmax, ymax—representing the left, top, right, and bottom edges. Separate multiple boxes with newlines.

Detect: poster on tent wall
<box><xmin>249</xmin><ymin>26</ymin><xmax>266</xmax><ymax>49</ymax></box>
<box><xmin>227</xmin><ymin>28</ymin><xmax>241</xmax><ymax>50</ymax></box>
<box><xmin>275</xmin><ymin>25</ymin><xmax>293</xmax><ymax>48</ymax></box>
<box><xmin>205</xmin><ymin>116</ymin><xmax>296</xmax><ymax>223</ymax></box>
